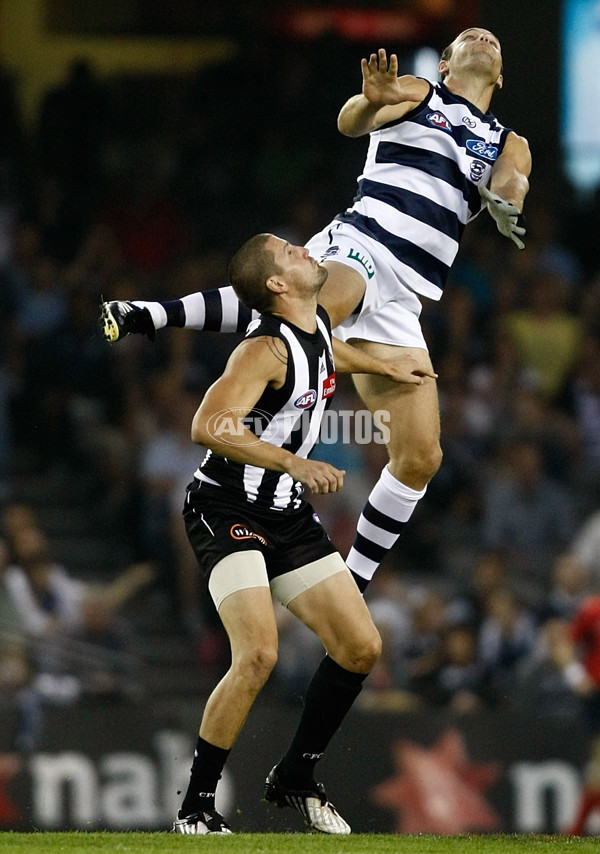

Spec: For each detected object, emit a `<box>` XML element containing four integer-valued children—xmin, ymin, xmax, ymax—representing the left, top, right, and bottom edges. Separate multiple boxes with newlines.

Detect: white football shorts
<box><xmin>305</xmin><ymin>219</ymin><xmax>428</xmax><ymax>350</ymax></box>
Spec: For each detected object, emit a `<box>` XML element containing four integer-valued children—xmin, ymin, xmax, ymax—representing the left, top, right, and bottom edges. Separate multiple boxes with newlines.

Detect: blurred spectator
<box><xmin>513</xmin><ymin>615</ymin><xmax>586</xmax><ymax>722</ymax></box>
<box><xmin>432</xmin><ymin>624</ymin><xmax>491</xmax><ymax>713</ymax></box>
<box><xmin>403</xmin><ymin>589</ymin><xmax>447</xmax><ymax>703</ymax></box>
<box><xmin>543</xmin><ymin>553</ymin><xmax>592</xmax><ymax>621</ymax></box>
<box><xmin>502</xmin><ymin>269</ymin><xmax>582</xmax><ymax>402</ymax></box>
<box><xmin>481</xmin><ymin>438</ymin><xmax>578</xmax><ymax>597</ymax></box>
<box><xmin>4</xmin><ymin>525</ymin><xmax>154</xmax><ymax>701</ymax></box>
<box><xmin>364</xmin><ymin>566</ymin><xmax>412</xmax><ymax>694</ymax></box>
<box><xmin>136</xmin><ymin>375</ymin><xmax>214</xmax><ymax>636</ymax></box>
<box><xmin>447</xmin><ymin>550</ymin><xmax>509</xmax><ymax>628</ymax></box>
<box><xmin>478</xmin><ymin>586</ymin><xmax>537</xmax><ymax>698</ymax></box>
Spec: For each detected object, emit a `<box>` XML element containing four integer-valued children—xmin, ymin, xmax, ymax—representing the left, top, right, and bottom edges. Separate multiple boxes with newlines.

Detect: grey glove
<box><xmin>478</xmin><ymin>184</ymin><xmax>526</xmax><ymax>250</ymax></box>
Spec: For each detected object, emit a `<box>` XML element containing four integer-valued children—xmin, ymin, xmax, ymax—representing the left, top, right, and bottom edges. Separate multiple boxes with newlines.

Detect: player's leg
<box><xmin>265</xmin><ymin>557</ymin><xmax>379</xmax><ymax>833</ymax></box>
<box><xmin>200</xmin><ymin>560</ymin><xmax>279</xmax><ymax>748</ymax></box>
<box><xmin>348</xmin><ymin>341</ymin><xmax>441</xmax><ymax>589</ymax></box>
<box><xmin>317</xmin><ymin>261</ymin><xmax>367</xmax><ymax>328</ymax></box>
<box><xmin>270</xmin><ymin>558</ymin><xmax>380</xmax><ymax>782</ymax></box>
<box><xmin>177</xmin><ymin>551</ymin><xmax>277</xmax><ymax>833</ymax></box>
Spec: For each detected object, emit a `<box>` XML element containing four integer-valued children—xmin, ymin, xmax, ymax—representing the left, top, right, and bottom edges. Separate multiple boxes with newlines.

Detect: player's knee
<box><xmin>343</xmin><ymin>628</ymin><xmax>382</xmax><ymax>673</ymax></box>
<box><xmin>389</xmin><ymin>440</ymin><xmax>442</xmax><ymax>485</ymax></box>
<box><xmin>237</xmin><ymin>645</ymin><xmax>278</xmax><ymax>688</ymax></box>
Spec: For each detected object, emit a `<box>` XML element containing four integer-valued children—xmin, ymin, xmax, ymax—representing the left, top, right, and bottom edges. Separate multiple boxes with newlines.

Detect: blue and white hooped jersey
<box><xmin>336</xmin><ymin>81</ymin><xmax>511</xmax><ymax>301</ymax></box>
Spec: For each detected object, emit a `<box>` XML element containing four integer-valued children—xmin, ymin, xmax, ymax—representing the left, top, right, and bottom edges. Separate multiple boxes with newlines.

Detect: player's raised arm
<box><xmin>337</xmin><ymin>49</ymin><xmax>429</xmax><ymax>137</ymax></box>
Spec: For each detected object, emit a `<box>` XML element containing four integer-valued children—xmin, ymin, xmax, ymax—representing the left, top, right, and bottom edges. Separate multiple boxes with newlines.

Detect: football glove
<box><xmin>478</xmin><ymin>184</ymin><xmax>526</xmax><ymax>250</ymax></box>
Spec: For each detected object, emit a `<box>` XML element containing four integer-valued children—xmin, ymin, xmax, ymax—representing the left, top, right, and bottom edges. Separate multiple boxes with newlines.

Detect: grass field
<box><xmin>0</xmin><ymin>833</ymin><xmax>598</xmax><ymax>854</ymax></box>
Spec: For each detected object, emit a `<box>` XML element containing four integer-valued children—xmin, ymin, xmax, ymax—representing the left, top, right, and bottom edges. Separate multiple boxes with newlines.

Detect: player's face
<box><xmin>446</xmin><ymin>28</ymin><xmax>503</xmax><ymax>82</ymax></box>
<box><xmin>266</xmin><ymin>235</ymin><xmax>328</xmax><ymax>295</ymax></box>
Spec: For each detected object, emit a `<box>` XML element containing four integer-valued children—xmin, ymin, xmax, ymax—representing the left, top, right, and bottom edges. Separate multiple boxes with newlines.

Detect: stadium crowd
<box><xmin>2</xmin><ymin>40</ymin><xmax>600</xmax><ymax>751</ymax></box>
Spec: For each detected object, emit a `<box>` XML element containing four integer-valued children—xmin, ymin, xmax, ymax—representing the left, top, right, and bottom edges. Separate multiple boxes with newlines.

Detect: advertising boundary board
<box><xmin>0</xmin><ymin>701</ymin><xmax>591</xmax><ymax>834</ymax></box>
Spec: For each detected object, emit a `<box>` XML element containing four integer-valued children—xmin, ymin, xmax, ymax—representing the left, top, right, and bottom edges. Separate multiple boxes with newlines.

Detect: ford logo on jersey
<box><xmin>466</xmin><ymin>139</ymin><xmax>499</xmax><ymax>161</ymax></box>
<box><xmin>426</xmin><ymin>111</ymin><xmax>452</xmax><ymax>132</ymax></box>
<box><xmin>295</xmin><ymin>389</ymin><xmax>317</xmax><ymax>409</ymax></box>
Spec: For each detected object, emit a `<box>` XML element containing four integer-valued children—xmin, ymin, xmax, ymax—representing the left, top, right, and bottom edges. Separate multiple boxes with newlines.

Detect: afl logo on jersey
<box><xmin>426</xmin><ymin>111</ymin><xmax>452</xmax><ymax>132</ymax></box>
<box><xmin>466</xmin><ymin>139</ymin><xmax>499</xmax><ymax>161</ymax></box>
<box><xmin>295</xmin><ymin>389</ymin><xmax>317</xmax><ymax>409</ymax></box>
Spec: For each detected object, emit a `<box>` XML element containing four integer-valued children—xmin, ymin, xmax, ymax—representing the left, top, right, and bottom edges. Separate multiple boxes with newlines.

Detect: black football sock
<box><xmin>276</xmin><ymin>655</ymin><xmax>367</xmax><ymax>789</ymax></box>
<box><xmin>179</xmin><ymin>735</ymin><xmax>230</xmax><ymax>817</ymax></box>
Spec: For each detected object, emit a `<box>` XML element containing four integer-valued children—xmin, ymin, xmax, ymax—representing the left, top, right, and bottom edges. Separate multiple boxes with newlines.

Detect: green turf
<box><xmin>0</xmin><ymin>833</ymin><xmax>598</xmax><ymax>854</ymax></box>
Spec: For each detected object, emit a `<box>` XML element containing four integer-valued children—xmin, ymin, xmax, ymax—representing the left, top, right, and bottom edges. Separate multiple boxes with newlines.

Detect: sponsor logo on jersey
<box><xmin>322</xmin><ymin>372</ymin><xmax>336</xmax><ymax>398</ymax></box>
<box><xmin>426</xmin><ymin>111</ymin><xmax>452</xmax><ymax>132</ymax></box>
<box><xmin>462</xmin><ymin>116</ymin><xmax>477</xmax><ymax>128</ymax></box>
<box><xmin>466</xmin><ymin>139</ymin><xmax>499</xmax><ymax>161</ymax></box>
<box><xmin>469</xmin><ymin>159</ymin><xmax>487</xmax><ymax>182</ymax></box>
<box><xmin>294</xmin><ymin>389</ymin><xmax>317</xmax><ymax>409</ymax></box>
<box><xmin>230</xmin><ymin>524</ymin><xmax>268</xmax><ymax>546</ymax></box>
<box><xmin>348</xmin><ymin>247</ymin><xmax>375</xmax><ymax>279</ymax></box>
<box><xmin>312</xmin><ymin>512</ymin><xmax>321</xmax><ymax>524</ymax></box>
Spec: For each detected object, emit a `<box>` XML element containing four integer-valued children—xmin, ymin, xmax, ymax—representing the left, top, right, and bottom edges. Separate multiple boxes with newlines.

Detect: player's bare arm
<box><xmin>479</xmin><ymin>131</ymin><xmax>531</xmax><ymax>249</ymax></box>
<box><xmin>337</xmin><ymin>49</ymin><xmax>429</xmax><ymax>137</ymax></box>
<box><xmin>191</xmin><ymin>337</ymin><xmax>345</xmax><ymax>494</ymax></box>
<box><xmin>488</xmin><ymin>131</ymin><xmax>532</xmax><ymax>210</ymax></box>
<box><xmin>332</xmin><ymin>337</ymin><xmax>437</xmax><ymax>384</ymax></box>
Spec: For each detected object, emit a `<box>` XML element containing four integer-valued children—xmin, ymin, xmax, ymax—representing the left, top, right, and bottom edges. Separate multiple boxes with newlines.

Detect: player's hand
<box><xmin>479</xmin><ymin>184</ymin><xmax>526</xmax><ymax>249</ymax></box>
<box><xmin>361</xmin><ymin>49</ymin><xmax>405</xmax><ymax>106</ymax></box>
<box><xmin>382</xmin><ymin>355</ymin><xmax>438</xmax><ymax>385</ymax></box>
<box><xmin>287</xmin><ymin>458</ymin><xmax>345</xmax><ymax>495</ymax></box>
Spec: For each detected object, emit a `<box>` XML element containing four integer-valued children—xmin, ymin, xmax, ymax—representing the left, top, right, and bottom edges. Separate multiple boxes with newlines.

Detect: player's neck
<box><xmin>443</xmin><ymin>72</ymin><xmax>496</xmax><ymax>113</ymax></box>
<box><xmin>271</xmin><ymin>298</ymin><xmax>318</xmax><ymax>333</ymax></box>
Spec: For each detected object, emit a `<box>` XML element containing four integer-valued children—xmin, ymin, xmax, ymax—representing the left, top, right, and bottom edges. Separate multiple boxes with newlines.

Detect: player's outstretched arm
<box><xmin>337</xmin><ymin>49</ymin><xmax>429</xmax><ymax>137</ymax></box>
<box><xmin>332</xmin><ymin>337</ymin><xmax>437</xmax><ymax>384</ymax></box>
<box><xmin>100</xmin><ymin>286</ymin><xmax>257</xmax><ymax>342</ymax></box>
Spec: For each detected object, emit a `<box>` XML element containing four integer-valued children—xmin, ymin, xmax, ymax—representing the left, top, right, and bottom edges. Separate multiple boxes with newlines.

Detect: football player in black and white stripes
<box><xmin>172</xmin><ymin>233</ymin><xmax>435</xmax><ymax>835</ymax></box>
<box><xmin>101</xmin><ymin>27</ymin><xmax>531</xmax><ymax>594</ymax></box>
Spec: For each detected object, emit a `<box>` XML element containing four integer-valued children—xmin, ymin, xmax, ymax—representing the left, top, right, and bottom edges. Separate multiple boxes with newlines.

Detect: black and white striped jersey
<box><xmin>336</xmin><ymin>80</ymin><xmax>511</xmax><ymax>301</ymax></box>
<box><xmin>193</xmin><ymin>305</ymin><xmax>336</xmax><ymax>513</ymax></box>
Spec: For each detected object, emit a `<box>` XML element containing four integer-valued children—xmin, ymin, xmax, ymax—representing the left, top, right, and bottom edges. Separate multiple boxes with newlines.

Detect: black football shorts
<box><xmin>183</xmin><ymin>482</ymin><xmax>338</xmax><ymax>582</ymax></box>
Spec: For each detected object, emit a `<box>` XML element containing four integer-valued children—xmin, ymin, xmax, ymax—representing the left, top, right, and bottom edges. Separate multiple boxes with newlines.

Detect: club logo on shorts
<box><xmin>426</xmin><ymin>111</ymin><xmax>452</xmax><ymax>132</ymax></box>
<box><xmin>295</xmin><ymin>389</ymin><xmax>317</xmax><ymax>409</ymax></box>
<box><xmin>323</xmin><ymin>244</ymin><xmax>340</xmax><ymax>258</ymax></box>
<box><xmin>347</xmin><ymin>247</ymin><xmax>375</xmax><ymax>279</ymax></box>
<box><xmin>230</xmin><ymin>524</ymin><xmax>268</xmax><ymax>546</ymax></box>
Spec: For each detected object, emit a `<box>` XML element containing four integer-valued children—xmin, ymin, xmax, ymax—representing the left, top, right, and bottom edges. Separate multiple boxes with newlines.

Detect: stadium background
<box><xmin>1</xmin><ymin>0</ymin><xmax>599</xmax><ymax>835</ymax></box>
